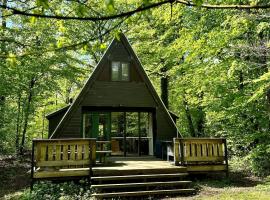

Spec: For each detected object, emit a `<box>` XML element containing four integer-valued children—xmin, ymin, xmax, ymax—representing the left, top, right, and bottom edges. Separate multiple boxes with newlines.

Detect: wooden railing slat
<box><xmin>174</xmin><ymin>138</ymin><xmax>227</xmax><ymax>168</ymax></box>
<box><xmin>77</xmin><ymin>144</ymin><xmax>83</xmax><ymax>160</ymax></box>
<box><xmin>40</xmin><ymin>144</ymin><xmax>47</xmax><ymax>161</ymax></box>
<box><xmin>47</xmin><ymin>145</ymin><xmax>54</xmax><ymax>161</ymax></box>
<box><xmin>70</xmin><ymin>145</ymin><xmax>75</xmax><ymax>160</ymax></box>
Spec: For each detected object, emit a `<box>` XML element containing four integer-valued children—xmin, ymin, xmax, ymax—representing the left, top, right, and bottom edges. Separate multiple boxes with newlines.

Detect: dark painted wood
<box><xmin>48</xmin><ymin>33</ymin><xmax>178</xmax><ymax>152</ymax></box>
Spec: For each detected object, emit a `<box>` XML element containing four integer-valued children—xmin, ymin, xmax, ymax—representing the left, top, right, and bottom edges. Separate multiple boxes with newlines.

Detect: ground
<box><xmin>0</xmin><ymin>155</ymin><xmax>269</xmax><ymax>200</ymax></box>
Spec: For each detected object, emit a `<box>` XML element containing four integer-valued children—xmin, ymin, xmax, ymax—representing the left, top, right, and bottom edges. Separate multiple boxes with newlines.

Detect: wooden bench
<box><xmin>174</xmin><ymin>138</ymin><xmax>228</xmax><ymax>176</ymax></box>
<box><xmin>31</xmin><ymin>138</ymin><xmax>96</xmax><ymax>189</ymax></box>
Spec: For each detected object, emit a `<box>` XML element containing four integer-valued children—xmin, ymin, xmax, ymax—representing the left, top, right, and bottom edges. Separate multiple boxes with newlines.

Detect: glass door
<box><xmin>82</xmin><ymin>110</ymin><xmax>154</xmax><ymax>157</ymax></box>
<box><xmin>82</xmin><ymin>112</ymin><xmax>111</xmax><ymax>140</ymax></box>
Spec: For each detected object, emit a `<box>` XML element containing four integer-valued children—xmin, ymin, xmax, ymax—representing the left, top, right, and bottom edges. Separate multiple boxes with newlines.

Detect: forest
<box><xmin>0</xmin><ymin>0</ymin><xmax>270</xmax><ymax>199</ymax></box>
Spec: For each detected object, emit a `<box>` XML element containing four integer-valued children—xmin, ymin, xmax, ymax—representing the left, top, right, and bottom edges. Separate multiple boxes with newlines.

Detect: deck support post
<box><xmin>174</xmin><ymin>138</ymin><xmax>180</xmax><ymax>166</ymax></box>
<box><xmin>223</xmin><ymin>138</ymin><xmax>229</xmax><ymax>178</ymax></box>
<box><xmin>30</xmin><ymin>141</ymin><xmax>35</xmax><ymax>191</ymax></box>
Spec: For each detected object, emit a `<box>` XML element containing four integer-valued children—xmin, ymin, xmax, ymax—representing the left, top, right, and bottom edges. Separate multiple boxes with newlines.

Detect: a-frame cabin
<box><xmin>47</xmin><ymin>33</ymin><xmax>179</xmax><ymax>157</ymax></box>
<box><xmin>33</xmin><ymin>33</ymin><xmax>227</xmax><ymax>198</ymax></box>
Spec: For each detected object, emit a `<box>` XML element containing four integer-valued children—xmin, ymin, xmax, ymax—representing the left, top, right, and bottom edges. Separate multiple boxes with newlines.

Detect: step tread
<box><xmin>91</xmin><ymin>173</ymin><xmax>189</xmax><ymax>181</ymax></box>
<box><xmin>92</xmin><ymin>188</ymin><xmax>195</xmax><ymax>197</ymax></box>
<box><xmin>91</xmin><ymin>180</ymin><xmax>192</xmax><ymax>189</ymax></box>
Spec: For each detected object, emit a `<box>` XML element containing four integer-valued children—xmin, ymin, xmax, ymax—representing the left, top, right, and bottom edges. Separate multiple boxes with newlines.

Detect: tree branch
<box><xmin>1</xmin><ymin>0</ymin><xmax>269</xmax><ymax>22</ymax></box>
<box><xmin>176</xmin><ymin>0</ymin><xmax>270</xmax><ymax>9</ymax></box>
<box><xmin>0</xmin><ymin>16</ymin><xmax>127</xmax><ymax>58</ymax></box>
<box><xmin>0</xmin><ymin>0</ymin><xmax>171</xmax><ymax>21</ymax></box>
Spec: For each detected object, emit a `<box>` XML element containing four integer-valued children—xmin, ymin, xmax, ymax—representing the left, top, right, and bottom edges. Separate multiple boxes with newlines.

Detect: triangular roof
<box><xmin>50</xmin><ymin>33</ymin><xmax>181</xmax><ymax>138</ymax></box>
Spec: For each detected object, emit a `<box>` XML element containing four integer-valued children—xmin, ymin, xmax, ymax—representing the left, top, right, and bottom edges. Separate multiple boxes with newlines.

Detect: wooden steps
<box><xmin>91</xmin><ymin>180</ymin><xmax>192</xmax><ymax>189</ymax></box>
<box><xmin>90</xmin><ymin>166</ymin><xmax>195</xmax><ymax>199</ymax></box>
<box><xmin>91</xmin><ymin>173</ymin><xmax>189</xmax><ymax>181</ymax></box>
<box><xmin>92</xmin><ymin>188</ymin><xmax>195</xmax><ymax>198</ymax></box>
<box><xmin>92</xmin><ymin>166</ymin><xmax>187</xmax><ymax>176</ymax></box>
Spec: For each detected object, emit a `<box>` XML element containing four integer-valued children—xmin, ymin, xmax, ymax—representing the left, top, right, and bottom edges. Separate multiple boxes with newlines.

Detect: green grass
<box><xmin>191</xmin><ymin>175</ymin><xmax>270</xmax><ymax>200</ymax></box>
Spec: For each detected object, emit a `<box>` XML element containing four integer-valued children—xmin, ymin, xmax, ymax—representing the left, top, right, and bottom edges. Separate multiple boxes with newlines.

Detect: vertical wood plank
<box><xmin>47</xmin><ymin>145</ymin><xmax>53</xmax><ymax>161</ymax></box>
<box><xmin>185</xmin><ymin>142</ymin><xmax>190</xmax><ymax>158</ymax></box>
<box><xmin>91</xmin><ymin>141</ymin><xmax>96</xmax><ymax>164</ymax></box>
<box><xmin>40</xmin><ymin>144</ymin><xmax>47</xmax><ymax>161</ymax></box>
<box><xmin>63</xmin><ymin>144</ymin><xmax>68</xmax><ymax>161</ymax></box>
<box><xmin>77</xmin><ymin>144</ymin><xmax>83</xmax><ymax>160</ymax></box>
<box><xmin>208</xmin><ymin>143</ymin><xmax>213</xmax><ymax>157</ymax></box>
<box><xmin>36</xmin><ymin>142</ymin><xmax>41</xmax><ymax>162</ymax></box>
<box><xmin>174</xmin><ymin>138</ymin><xmax>180</xmax><ymax>166</ymax></box>
<box><xmin>84</xmin><ymin>144</ymin><xmax>89</xmax><ymax>160</ymax></box>
<box><xmin>55</xmin><ymin>145</ymin><xmax>61</xmax><ymax>161</ymax></box>
<box><xmin>218</xmin><ymin>143</ymin><xmax>224</xmax><ymax>156</ymax></box>
<box><xmin>202</xmin><ymin>143</ymin><xmax>207</xmax><ymax>157</ymax></box>
<box><xmin>213</xmin><ymin>143</ymin><xmax>218</xmax><ymax>156</ymax></box>
<box><xmin>70</xmin><ymin>145</ymin><xmax>75</xmax><ymax>160</ymax></box>
<box><xmin>191</xmin><ymin>143</ymin><xmax>196</xmax><ymax>157</ymax></box>
<box><xmin>197</xmin><ymin>143</ymin><xmax>201</xmax><ymax>157</ymax></box>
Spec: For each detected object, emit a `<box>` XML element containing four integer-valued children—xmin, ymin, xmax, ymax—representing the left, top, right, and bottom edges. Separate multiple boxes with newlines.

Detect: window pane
<box><xmin>83</xmin><ymin>113</ymin><xmax>92</xmax><ymax>138</ymax></box>
<box><xmin>111</xmin><ymin>61</ymin><xmax>120</xmax><ymax>81</ymax></box>
<box><xmin>121</xmin><ymin>63</ymin><xmax>129</xmax><ymax>81</ymax></box>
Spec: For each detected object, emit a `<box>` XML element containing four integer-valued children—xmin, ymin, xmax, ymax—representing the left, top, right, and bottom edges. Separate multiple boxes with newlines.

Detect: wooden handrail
<box><xmin>174</xmin><ymin>138</ymin><xmax>228</xmax><ymax>168</ymax></box>
<box><xmin>32</xmin><ymin>138</ymin><xmax>96</xmax><ymax>169</ymax></box>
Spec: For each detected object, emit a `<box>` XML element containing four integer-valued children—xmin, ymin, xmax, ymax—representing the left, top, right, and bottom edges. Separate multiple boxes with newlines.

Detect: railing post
<box><xmin>174</xmin><ymin>138</ymin><xmax>180</xmax><ymax>166</ymax></box>
<box><xmin>223</xmin><ymin>138</ymin><xmax>229</xmax><ymax>177</ymax></box>
<box><xmin>179</xmin><ymin>139</ymin><xmax>185</xmax><ymax>166</ymax></box>
<box><xmin>30</xmin><ymin>140</ymin><xmax>35</xmax><ymax>191</ymax></box>
<box><xmin>88</xmin><ymin>139</ymin><xmax>92</xmax><ymax>178</ymax></box>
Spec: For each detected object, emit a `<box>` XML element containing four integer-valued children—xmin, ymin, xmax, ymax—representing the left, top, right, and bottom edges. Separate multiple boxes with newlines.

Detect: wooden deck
<box><xmin>92</xmin><ymin>156</ymin><xmax>187</xmax><ymax>176</ymax></box>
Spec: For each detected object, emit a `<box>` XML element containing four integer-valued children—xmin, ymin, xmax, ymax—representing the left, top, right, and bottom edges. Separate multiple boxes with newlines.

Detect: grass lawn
<box><xmin>1</xmin><ymin>154</ymin><xmax>270</xmax><ymax>200</ymax></box>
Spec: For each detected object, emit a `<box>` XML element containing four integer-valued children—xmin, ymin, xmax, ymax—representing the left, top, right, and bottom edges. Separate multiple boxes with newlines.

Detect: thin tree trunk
<box><xmin>0</xmin><ymin>0</ymin><xmax>7</xmax><ymax>132</ymax></box>
<box><xmin>182</xmin><ymin>94</ymin><xmax>196</xmax><ymax>137</ymax></box>
<box><xmin>197</xmin><ymin>92</ymin><xmax>204</xmax><ymax>137</ymax></box>
<box><xmin>20</xmin><ymin>78</ymin><xmax>35</xmax><ymax>154</ymax></box>
<box><xmin>15</xmin><ymin>94</ymin><xmax>21</xmax><ymax>154</ymax></box>
<box><xmin>161</xmin><ymin>66</ymin><xmax>169</xmax><ymax>108</ymax></box>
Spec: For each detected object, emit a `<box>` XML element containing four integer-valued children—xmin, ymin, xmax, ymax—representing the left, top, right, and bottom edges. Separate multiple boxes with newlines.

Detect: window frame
<box><xmin>110</xmin><ymin>61</ymin><xmax>130</xmax><ymax>82</ymax></box>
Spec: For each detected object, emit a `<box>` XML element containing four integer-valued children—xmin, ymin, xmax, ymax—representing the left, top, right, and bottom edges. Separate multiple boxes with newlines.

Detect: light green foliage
<box><xmin>0</xmin><ymin>0</ymin><xmax>270</xmax><ymax>176</ymax></box>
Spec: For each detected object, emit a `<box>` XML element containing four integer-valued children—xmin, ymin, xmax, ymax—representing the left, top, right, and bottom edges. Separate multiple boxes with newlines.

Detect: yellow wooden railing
<box><xmin>31</xmin><ymin>138</ymin><xmax>96</xmax><ymax>182</ymax></box>
<box><xmin>174</xmin><ymin>138</ymin><xmax>228</xmax><ymax>173</ymax></box>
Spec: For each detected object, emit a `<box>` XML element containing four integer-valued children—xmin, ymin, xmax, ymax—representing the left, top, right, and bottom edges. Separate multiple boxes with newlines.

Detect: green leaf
<box><xmin>194</xmin><ymin>0</ymin><xmax>203</xmax><ymax>6</ymax></box>
<box><xmin>105</xmin><ymin>0</ymin><xmax>115</xmax><ymax>13</ymax></box>
<box><xmin>36</xmin><ymin>0</ymin><xmax>49</xmax><ymax>9</ymax></box>
<box><xmin>30</xmin><ymin>16</ymin><xmax>37</xmax><ymax>24</ymax></box>
<box><xmin>100</xmin><ymin>43</ymin><xmax>107</xmax><ymax>50</ymax></box>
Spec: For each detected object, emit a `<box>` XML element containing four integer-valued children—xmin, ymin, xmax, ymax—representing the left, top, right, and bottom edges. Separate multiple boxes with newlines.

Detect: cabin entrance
<box><xmin>82</xmin><ymin>109</ymin><xmax>154</xmax><ymax>156</ymax></box>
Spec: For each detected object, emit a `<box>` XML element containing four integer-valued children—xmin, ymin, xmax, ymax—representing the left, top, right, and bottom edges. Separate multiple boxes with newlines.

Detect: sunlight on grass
<box><xmin>196</xmin><ymin>177</ymin><xmax>270</xmax><ymax>200</ymax></box>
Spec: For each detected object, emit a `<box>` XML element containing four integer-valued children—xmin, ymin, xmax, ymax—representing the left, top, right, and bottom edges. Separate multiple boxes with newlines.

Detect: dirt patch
<box><xmin>0</xmin><ymin>155</ymin><xmax>31</xmax><ymax>198</ymax></box>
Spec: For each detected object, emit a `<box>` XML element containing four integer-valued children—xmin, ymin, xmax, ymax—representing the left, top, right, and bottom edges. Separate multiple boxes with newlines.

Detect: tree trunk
<box><xmin>20</xmin><ymin>78</ymin><xmax>35</xmax><ymax>154</ymax></box>
<box><xmin>182</xmin><ymin>94</ymin><xmax>196</xmax><ymax>137</ymax></box>
<box><xmin>197</xmin><ymin>92</ymin><xmax>204</xmax><ymax>137</ymax></box>
<box><xmin>0</xmin><ymin>0</ymin><xmax>7</xmax><ymax>133</ymax></box>
<box><xmin>161</xmin><ymin>66</ymin><xmax>169</xmax><ymax>108</ymax></box>
<box><xmin>15</xmin><ymin>94</ymin><xmax>21</xmax><ymax>154</ymax></box>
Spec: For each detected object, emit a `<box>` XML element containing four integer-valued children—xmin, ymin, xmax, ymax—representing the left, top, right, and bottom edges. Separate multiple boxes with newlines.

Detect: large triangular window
<box><xmin>111</xmin><ymin>61</ymin><xmax>130</xmax><ymax>81</ymax></box>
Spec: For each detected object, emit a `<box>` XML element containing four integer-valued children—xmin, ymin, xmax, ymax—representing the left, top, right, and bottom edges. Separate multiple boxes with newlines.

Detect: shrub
<box><xmin>250</xmin><ymin>144</ymin><xmax>270</xmax><ymax>177</ymax></box>
<box><xmin>20</xmin><ymin>179</ymin><xmax>93</xmax><ymax>200</ymax></box>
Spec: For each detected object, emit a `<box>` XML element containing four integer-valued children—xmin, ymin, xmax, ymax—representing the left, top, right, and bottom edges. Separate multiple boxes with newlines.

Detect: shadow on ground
<box><xmin>0</xmin><ymin>154</ymin><xmax>31</xmax><ymax>198</ymax></box>
<box><xmin>190</xmin><ymin>171</ymin><xmax>264</xmax><ymax>190</ymax></box>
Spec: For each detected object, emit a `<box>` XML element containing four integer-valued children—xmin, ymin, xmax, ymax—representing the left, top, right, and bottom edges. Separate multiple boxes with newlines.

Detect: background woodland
<box><xmin>0</xmin><ymin>0</ymin><xmax>270</xmax><ymax>176</ymax></box>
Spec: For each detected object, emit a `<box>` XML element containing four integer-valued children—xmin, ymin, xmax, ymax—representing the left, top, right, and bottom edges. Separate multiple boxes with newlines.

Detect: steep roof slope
<box><xmin>50</xmin><ymin>33</ymin><xmax>181</xmax><ymax>138</ymax></box>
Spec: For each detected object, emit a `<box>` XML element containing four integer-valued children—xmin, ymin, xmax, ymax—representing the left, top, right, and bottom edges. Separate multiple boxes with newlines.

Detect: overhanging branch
<box><xmin>176</xmin><ymin>0</ymin><xmax>270</xmax><ymax>9</ymax></box>
<box><xmin>0</xmin><ymin>0</ymin><xmax>269</xmax><ymax>21</ymax></box>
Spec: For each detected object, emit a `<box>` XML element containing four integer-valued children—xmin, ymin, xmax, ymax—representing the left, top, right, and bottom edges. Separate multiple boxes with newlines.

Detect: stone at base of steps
<box><xmin>92</xmin><ymin>188</ymin><xmax>196</xmax><ymax>198</ymax></box>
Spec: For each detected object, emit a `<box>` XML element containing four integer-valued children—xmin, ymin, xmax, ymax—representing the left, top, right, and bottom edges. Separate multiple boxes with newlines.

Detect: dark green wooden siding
<box><xmin>50</xmin><ymin>35</ymin><xmax>177</xmax><ymax>142</ymax></box>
